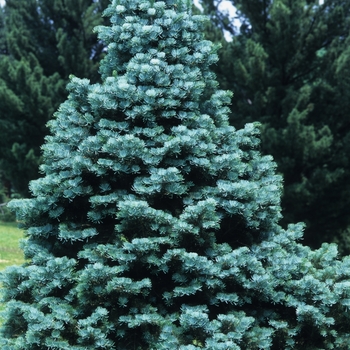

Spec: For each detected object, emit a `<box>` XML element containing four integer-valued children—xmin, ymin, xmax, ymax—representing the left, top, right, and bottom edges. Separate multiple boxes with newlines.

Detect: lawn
<box><xmin>0</xmin><ymin>221</ymin><xmax>25</xmax><ymax>271</ymax></box>
<box><xmin>0</xmin><ymin>221</ymin><xmax>25</xmax><ymax>323</ymax></box>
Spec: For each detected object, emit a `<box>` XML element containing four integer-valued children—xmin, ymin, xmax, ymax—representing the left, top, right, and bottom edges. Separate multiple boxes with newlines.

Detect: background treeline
<box><xmin>1</xmin><ymin>0</ymin><xmax>350</xmax><ymax>254</ymax></box>
<box><xmin>0</xmin><ymin>0</ymin><xmax>109</xmax><ymax>198</ymax></box>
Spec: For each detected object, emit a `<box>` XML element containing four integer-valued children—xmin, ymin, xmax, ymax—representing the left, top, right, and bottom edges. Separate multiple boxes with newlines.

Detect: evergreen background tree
<box><xmin>2</xmin><ymin>0</ymin><xmax>350</xmax><ymax>348</ymax></box>
<box><xmin>200</xmin><ymin>0</ymin><xmax>350</xmax><ymax>254</ymax></box>
<box><xmin>0</xmin><ymin>0</ymin><xmax>109</xmax><ymax>196</ymax></box>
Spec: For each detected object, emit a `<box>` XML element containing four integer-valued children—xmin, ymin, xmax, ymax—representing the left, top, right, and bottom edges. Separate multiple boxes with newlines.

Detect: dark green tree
<box><xmin>0</xmin><ymin>0</ymin><xmax>109</xmax><ymax>196</ymax></box>
<box><xmin>200</xmin><ymin>0</ymin><xmax>350</xmax><ymax>253</ymax></box>
<box><xmin>0</xmin><ymin>5</ymin><xmax>6</xmax><ymax>54</ymax></box>
<box><xmin>2</xmin><ymin>0</ymin><xmax>350</xmax><ymax>348</ymax></box>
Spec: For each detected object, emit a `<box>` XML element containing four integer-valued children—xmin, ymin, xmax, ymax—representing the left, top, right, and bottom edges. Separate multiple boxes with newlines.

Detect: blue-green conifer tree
<box><xmin>2</xmin><ymin>0</ymin><xmax>350</xmax><ymax>349</ymax></box>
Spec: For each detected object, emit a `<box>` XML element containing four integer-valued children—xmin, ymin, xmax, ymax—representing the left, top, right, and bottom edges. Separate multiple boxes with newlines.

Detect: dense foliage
<box><xmin>2</xmin><ymin>0</ymin><xmax>350</xmax><ymax>349</ymax></box>
<box><xmin>0</xmin><ymin>0</ymin><xmax>109</xmax><ymax>196</ymax></box>
<box><xmin>201</xmin><ymin>0</ymin><xmax>350</xmax><ymax>253</ymax></box>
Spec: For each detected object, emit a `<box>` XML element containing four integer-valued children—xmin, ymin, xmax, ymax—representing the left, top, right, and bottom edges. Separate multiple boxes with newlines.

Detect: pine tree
<box><xmin>200</xmin><ymin>0</ymin><xmax>350</xmax><ymax>252</ymax></box>
<box><xmin>2</xmin><ymin>0</ymin><xmax>350</xmax><ymax>348</ymax></box>
<box><xmin>0</xmin><ymin>0</ymin><xmax>109</xmax><ymax>196</ymax></box>
<box><xmin>0</xmin><ymin>6</ymin><xmax>6</xmax><ymax>55</ymax></box>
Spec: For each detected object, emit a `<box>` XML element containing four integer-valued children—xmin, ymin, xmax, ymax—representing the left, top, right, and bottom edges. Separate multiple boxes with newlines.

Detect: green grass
<box><xmin>0</xmin><ymin>221</ymin><xmax>25</xmax><ymax>324</ymax></box>
<box><xmin>0</xmin><ymin>221</ymin><xmax>25</xmax><ymax>271</ymax></box>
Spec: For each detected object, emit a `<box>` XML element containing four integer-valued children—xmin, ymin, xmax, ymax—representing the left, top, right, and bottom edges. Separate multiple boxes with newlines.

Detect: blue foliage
<box><xmin>1</xmin><ymin>0</ymin><xmax>350</xmax><ymax>349</ymax></box>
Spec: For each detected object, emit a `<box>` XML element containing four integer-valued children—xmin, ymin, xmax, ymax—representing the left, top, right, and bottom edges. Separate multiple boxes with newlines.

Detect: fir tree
<box><xmin>201</xmin><ymin>0</ymin><xmax>350</xmax><ymax>253</ymax></box>
<box><xmin>0</xmin><ymin>0</ymin><xmax>109</xmax><ymax>196</ymax></box>
<box><xmin>2</xmin><ymin>0</ymin><xmax>350</xmax><ymax>349</ymax></box>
